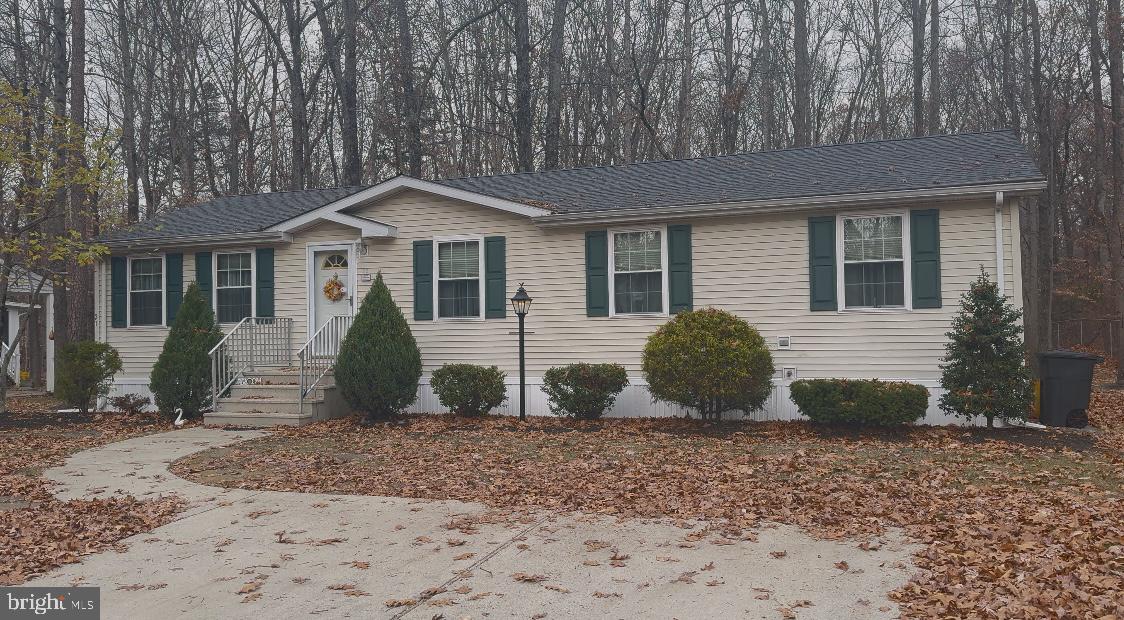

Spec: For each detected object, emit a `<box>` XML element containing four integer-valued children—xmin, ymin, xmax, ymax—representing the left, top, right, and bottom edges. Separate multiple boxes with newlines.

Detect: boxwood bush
<box><xmin>56</xmin><ymin>341</ymin><xmax>122</xmax><ymax>414</ymax></box>
<box><xmin>789</xmin><ymin>378</ymin><xmax>929</xmax><ymax>425</ymax></box>
<box><xmin>542</xmin><ymin>363</ymin><xmax>629</xmax><ymax>419</ymax></box>
<box><xmin>642</xmin><ymin>308</ymin><xmax>774</xmax><ymax>420</ymax></box>
<box><xmin>430</xmin><ymin>364</ymin><xmax>507</xmax><ymax>416</ymax></box>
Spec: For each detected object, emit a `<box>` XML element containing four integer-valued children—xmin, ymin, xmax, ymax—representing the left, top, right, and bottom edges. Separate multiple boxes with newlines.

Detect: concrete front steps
<box><xmin>204</xmin><ymin>367</ymin><xmax>351</xmax><ymax>427</ymax></box>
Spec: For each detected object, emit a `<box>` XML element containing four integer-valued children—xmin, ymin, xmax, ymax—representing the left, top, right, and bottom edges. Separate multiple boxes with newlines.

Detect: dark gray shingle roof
<box><xmin>101</xmin><ymin>186</ymin><xmax>367</xmax><ymax>243</ymax></box>
<box><xmin>103</xmin><ymin>131</ymin><xmax>1040</xmax><ymax>244</ymax></box>
<box><xmin>435</xmin><ymin>131</ymin><xmax>1042</xmax><ymax>213</ymax></box>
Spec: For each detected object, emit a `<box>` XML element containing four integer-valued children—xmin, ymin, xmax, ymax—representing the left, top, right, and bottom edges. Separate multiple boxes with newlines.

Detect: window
<box><xmin>841</xmin><ymin>215</ymin><xmax>906</xmax><ymax>309</ymax></box>
<box><xmin>322</xmin><ymin>254</ymin><xmax>348</xmax><ymax>269</ymax></box>
<box><xmin>216</xmin><ymin>252</ymin><xmax>253</xmax><ymax>323</ymax></box>
<box><xmin>437</xmin><ymin>240</ymin><xmax>481</xmax><ymax>318</ymax></box>
<box><xmin>611</xmin><ymin>230</ymin><xmax>664</xmax><ymax>315</ymax></box>
<box><xmin>129</xmin><ymin>257</ymin><xmax>163</xmax><ymax>326</ymax></box>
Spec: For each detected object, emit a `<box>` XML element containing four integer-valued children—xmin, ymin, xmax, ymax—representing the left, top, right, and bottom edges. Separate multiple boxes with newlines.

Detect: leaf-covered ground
<box><xmin>0</xmin><ymin>395</ymin><xmax>184</xmax><ymax>585</ymax></box>
<box><xmin>175</xmin><ymin>385</ymin><xmax>1124</xmax><ymax>619</ymax></box>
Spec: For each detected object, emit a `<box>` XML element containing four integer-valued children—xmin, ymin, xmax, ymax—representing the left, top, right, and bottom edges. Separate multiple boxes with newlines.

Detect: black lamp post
<box><xmin>510</xmin><ymin>284</ymin><xmax>533</xmax><ymax>421</ymax></box>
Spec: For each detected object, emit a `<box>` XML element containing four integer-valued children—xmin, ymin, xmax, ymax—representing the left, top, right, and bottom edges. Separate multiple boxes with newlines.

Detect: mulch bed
<box><xmin>0</xmin><ymin>396</ymin><xmax>184</xmax><ymax>585</ymax></box>
<box><xmin>175</xmin><ymin>395</ymin><xmax>1124</xmax><ymax>618</ymax></box>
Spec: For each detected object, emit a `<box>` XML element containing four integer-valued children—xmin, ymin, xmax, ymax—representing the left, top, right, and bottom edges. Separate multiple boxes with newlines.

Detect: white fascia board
<box><xmin>320</xmin><ymin>212</ymin><xmax>398</xmax><ymax>238</ymax></box>
<box><xmin>270</xmin><ymin>176</ymin><xmax>551</xmax><ymax>234</ymax></box>
<box><xmin>102</xmin><ymin>231</ymin><xmax>292</xmax><ymax>252</ymax></box>
<box><xmin>533</xmin><ymin>180</ymin><xmax>1048</xmax><ymax>227</ymax></box>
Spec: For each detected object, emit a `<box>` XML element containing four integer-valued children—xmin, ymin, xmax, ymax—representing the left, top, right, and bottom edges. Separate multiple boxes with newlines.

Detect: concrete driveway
<box><xmin>33</xmin><ymin>428</ymin><xmax>916</xmax><ymax>619</ymax></box>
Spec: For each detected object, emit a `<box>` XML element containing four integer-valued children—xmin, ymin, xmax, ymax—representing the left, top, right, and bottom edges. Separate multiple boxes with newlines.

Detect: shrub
<box><xmin>430</xmin><ymin>364</ymin><xmax>507</xmax><ymax>416</ymax></box>
<box><xmin>108</xmin><ymin>393</ymin><xmax>152</xmax><ymax>415</ymax></box>
<box><xmin>642</xmin><ymin>308</ymin><xmax>774</xmax><ymax>420</ymax></box>
<box><xmin>542</xmin><ymin>363</ymin><xmax>629</xmax><ymax>419</ymax></box>
<box><xmin>55</xmin><ymin>341</ymin><xmax>122</xmax><ymax>414</ymax></box>
<box><xmin>150</xmin><ymin>282</ymin><xmax>223</xmax><ymax>419</ymax></box>
<box><xmin>336</xmin><ymin>273</ymin><xmax>422</xmax><ymax>422</ymax></box>
<box><xmin>939</xmin><ymin>269</ymin><xmax>1032</xmax><ymax>427</ymax></box>
<box><xmin>790</xmin><ymin>379</ymin><xmax>929</xmax><ymax>425</ymax></box>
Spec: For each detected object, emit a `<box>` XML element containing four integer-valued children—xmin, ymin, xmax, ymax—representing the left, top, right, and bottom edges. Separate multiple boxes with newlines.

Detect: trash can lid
<box><xmin>1039</xmin><ymin>349</ymin><xmax>1105</xmax><ymax>362</ymax></box>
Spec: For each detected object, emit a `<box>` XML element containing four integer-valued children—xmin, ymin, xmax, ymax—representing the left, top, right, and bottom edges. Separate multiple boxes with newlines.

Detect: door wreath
<box><xmin>323</xmin><ymin>275</ymin><xmax>347</xmax><ymax>302</ymax></box>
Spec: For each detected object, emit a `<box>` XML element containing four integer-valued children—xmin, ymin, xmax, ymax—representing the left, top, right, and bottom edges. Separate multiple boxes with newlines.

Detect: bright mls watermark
<box><xmin>0</xmin><ymin>588</ymin><xmax>99</xmax><ymax>619</ymax></box>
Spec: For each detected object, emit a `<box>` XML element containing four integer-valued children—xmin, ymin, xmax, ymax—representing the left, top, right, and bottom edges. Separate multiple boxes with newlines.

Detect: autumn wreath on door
<box><xmin>323</xmin><ymin>275</ymin><xmax>347</xmax><ymax>302</ymax></box>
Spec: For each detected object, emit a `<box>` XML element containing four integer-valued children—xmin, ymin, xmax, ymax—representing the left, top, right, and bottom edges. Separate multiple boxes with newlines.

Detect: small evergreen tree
<box><xmin>939</xmin><ymin>269</ymin><xmax>1032</xmax><ymax>427</ymax></box>
<box><xmin>56</xmin><ymin>341</ymin><xmax>122</xmax><ymax>414</ymax></box>
<box><xmin>150</xmin><ymin>282</ymin><xmax>223</xmax><ymax>419</ymax></box>
<box><xmin>335</xmin><ymin>273</ymin><xmax>422</xmax><ymax>422</ymax></box>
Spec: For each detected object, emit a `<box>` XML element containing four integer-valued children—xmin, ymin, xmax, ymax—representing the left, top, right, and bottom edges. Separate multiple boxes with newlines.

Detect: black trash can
<box><xmin>1038</xmin><ymin>350</ymin><xmax>1103</xmax><ymax>428</ymax></box>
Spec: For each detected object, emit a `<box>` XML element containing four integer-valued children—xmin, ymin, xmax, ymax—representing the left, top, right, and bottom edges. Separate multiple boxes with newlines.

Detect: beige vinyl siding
<box><xmin>101</xmin><ymin>252</ymin><xmax>195</xmax><ymax>377</ymax></box>
<box><xmin>98</xmin><ymin>189</ymin><xmax>1018</xmax><ymax>387</ymax></box>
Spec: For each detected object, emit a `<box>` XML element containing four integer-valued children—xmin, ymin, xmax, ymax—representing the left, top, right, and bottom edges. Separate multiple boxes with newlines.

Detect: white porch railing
<box><xmin>1</xmin><ymin>341</ymin><xmax>19</xmax><ymax>384</ymax></box>
<box><xmin>210</xmin><ymin>317</ymin><xmax>293</xmax><ymax>410</ymax></box>
<box><xmin>298</xmin><ymin>314</ymin><xmax>353</xmax><ymax>414</ymax></box>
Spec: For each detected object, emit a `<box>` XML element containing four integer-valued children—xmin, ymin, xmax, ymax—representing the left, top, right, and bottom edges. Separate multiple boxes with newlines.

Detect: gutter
<box><xmin>100</xmin><ymin>231</ymin><xmax>293</xmax><ymax>252</ymax></box>
<box><xmin>533</xmin><ymin>180</ymin><xmax>1047</xmax><ymax>227</ymax></box>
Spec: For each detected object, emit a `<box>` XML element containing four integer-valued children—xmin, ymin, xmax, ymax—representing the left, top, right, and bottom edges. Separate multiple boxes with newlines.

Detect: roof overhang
<box><xmin>270</xmin><ymin>176</ymin><xmax>551</xmax><ymax>235</ymax></box>
<box><xmin>102</xmin><ymin>231</ymin><xmax>293</xmax><ymax>252</ymax></box>
<box><xmin>533</xmin><ymin>180</ymin><xmax>1047</xmax><ymax>227</ymax></box>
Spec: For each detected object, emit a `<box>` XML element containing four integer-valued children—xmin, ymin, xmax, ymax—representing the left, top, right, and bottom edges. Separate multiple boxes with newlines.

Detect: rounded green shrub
<box><xmin>150</xmin><ymin>282</ymin><xmax>223</xmax><ymax>419</ymax></box>
<box><xmin>430</xmin><ymin>364</ymin><xmax>507</xmax><ymax>416</ymax></box>
<box><xmin>789</xmin><ymin>378</ymin><xmax>929</xmax><ymax>425</ymax></box>
<box><xmin>542</xmin><ymin>363</ymin><xmax>629</xmax><ymax>419</ymax></box>
<box><xmin>56</xmin><ymin>341</ymin><xmax>122</xmax><ymax>414</ymax></box>
<box><xmin>336</xmin><ymin>273</ymin><xmax>422</xmax><ymax>422</ymax></box>
<box><xmin>642</xmin><ymin>308</ymin><xmax>774</xmax><ymax>420</ymax></box>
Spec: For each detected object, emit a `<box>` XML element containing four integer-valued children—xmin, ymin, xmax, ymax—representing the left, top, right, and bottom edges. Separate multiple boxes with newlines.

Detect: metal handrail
<box><xmin>210</xmin><ymin>316</ymin><xmax>293</xmax><ymax>410</ymax></box>
<box><xmin>298</xmin><ymin>314</ymin><xmax>353</xmax><ymax>414</ymax></box>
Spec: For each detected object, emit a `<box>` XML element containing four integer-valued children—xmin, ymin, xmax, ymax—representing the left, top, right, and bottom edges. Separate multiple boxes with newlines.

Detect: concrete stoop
<box><xmin>204</xmin><ymin>367</ymin><xmax>350</xmax><ymax>427</ymax></box>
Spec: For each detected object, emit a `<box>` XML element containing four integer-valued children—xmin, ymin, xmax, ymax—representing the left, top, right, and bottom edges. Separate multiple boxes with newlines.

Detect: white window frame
<box><xmin>835</xmin><ymin>212</ymin><xmax>912</xmax><ymax>312</ymax></box>
<box><xmin>608</xmin><ymin>225</ymin><xmax>670</xmax><ymax>317</ymax></box>
<box><xmin>126</xmin><ymin>254</ymin><xmax>166</xmax><ymax>328</ymax></box>
<box><xmin>213</xmin><ymin>250</ymin><xmax>256</xmax><ymax>325</ymax></box>
<box><xmin>433</xmin><ymin>235</ymin><xmax>486</xmax><ymax>321</ymax></box>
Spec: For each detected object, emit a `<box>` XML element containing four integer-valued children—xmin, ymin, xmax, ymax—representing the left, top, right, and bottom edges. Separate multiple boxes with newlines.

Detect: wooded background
<box><xmin>1</xmin><ymin>0</ymin><xmax>1122</xmax><ymax>377</ymax></box>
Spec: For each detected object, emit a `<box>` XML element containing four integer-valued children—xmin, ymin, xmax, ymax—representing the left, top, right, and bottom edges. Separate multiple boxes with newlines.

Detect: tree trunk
<box><xmin>1106</xmin><ymin>0</ymin><xmax>1124</xmax><ymax>382</ymax></box>
<box><xmin>393</xmin><ymin>0</ymin><xmax>422</xmax><ymax>176</ymax></box>
<box><xmin>117</xmin><ymin>0</ymin><xmax>139</xmax><ymax>222</ymax></box>
<box><xmin>927</xmin><ymin>0</ymin><xmax>940</xmax><ymax>133</ymax></box>
<box><xmin>792</xmin><ymin>0</ymin><xmax>811</xmax><ymax>147</ymax></box>
<box><xmin>673</xmin><ymin>0</ymin><xmax>693</xmax><ymax>159</ymax></box>
<box><xmin>68</xmin><ymin>0</ymin><xmax>93</xmax><ymax>342</ymax></box>
<box><xmin>911</xmin><ymin>0</ymin><xmax>926</xmax><ymax>136</ymax></box>
<box><xmin>49</xmin><ymin>0</ymin><xmax>69</xmax><ymax>356</ymax></box>
<box><xmin>543</xmin><ymin>0</ymin><xmax>570</xmax><ymax>169</ymax></box>
<box><xmin>513</xmin><ymin>0</ymin><xmax>533</xmax><ymax>171</ymax></box>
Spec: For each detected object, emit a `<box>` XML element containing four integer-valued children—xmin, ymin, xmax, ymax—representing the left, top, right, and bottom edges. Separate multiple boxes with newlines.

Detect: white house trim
<box><xmin>271</xmin><ymin>176</ymin><xmax>551</xmax><ymax>235</ymax></box>
<box><xmin>994</xmin><ymin>191</ymin><xmax>1006</xmax><ymax>295</ymax></box>
<box><xmin>317</xmin><ymin>212</ymin><xmax>398</xmax><ymax>238</ymax></box>
<box><xmin>607</xmin><ymin>225</ymin><xmax>670</xmax><ymax>318</ymax></box>
<box><xmin>432</xmin><ymin>235</ymin><xmax>487</xmax><ymax>322</ymax></box>
<box><xmin>125</xmin><ymin>254</ymin><xmax>167</xmax><ymax>328</ymax></box>
<box><xmin>834</xmin><ymin>211</ymin><xmax>913</xmax><ymax>313</ymax></box>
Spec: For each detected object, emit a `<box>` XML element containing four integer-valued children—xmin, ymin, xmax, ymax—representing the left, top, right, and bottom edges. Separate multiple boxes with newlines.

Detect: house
<box><xmin>95</xmin><ymin>131</ymin><xmax>1044</xmax><ymax>425</ymax></box>
<box><xmin>2</xmin><ymin>266</ymin><xmax>56</xmax><ymax>390</ymax></box>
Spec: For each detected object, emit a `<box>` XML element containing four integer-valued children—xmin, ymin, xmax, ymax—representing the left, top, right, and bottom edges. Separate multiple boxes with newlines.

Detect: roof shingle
<box><xmin>102</xmin><ymin>131</ymin><xmax>1040</xmax><ymax>244</ymax></box>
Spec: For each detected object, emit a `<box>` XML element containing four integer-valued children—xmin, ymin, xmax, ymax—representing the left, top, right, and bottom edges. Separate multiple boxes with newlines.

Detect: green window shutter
<box><xmin>165</xmin><ymin>253</ymin><xmax>183</xmax><ymax>325</ymax></box>
<box><xmin>484</xmin><ymin>236</ymin><xmax>507</xmax><ymax>319</ymax></box>
<box><xmin>195</xmin><ymin>252</ymin><xmax>213</xmax><ymax>308</ymax></box>
<box><xmin>910</xmin><ymin>209</ymin><xmax>942</xmax><ymax>309</ymax></box>
<box><xmin>667</xmin><ymin>224</ymin><xmax>693</xmax><ymax>314</ymax></box>
<box><xmin>413</xmin><ymin>240</ymin><xmax>433</xmax><ymax>321</ymax></box>
<box><xmin>585</xmin><ymin>230</ymin><xmax>609</xmax><ymax>317</ymax></box>
<box><xmin>255</xmin><ymin>248</ymin><xmax>275</xmax><ymax>317</ymax></box>
<box><xmin>808</xmin><ymin>216</ymin><xmax>837</xmax><ymax>311</ymax></box>
<box><xmin>110</xmin><ymin>256</ymin><xmax>127</xmax><ymax>328</ymax></box>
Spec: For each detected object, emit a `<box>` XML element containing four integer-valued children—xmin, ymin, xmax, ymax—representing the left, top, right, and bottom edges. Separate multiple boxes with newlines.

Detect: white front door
<box><xmin>310</xmin><ymin>249</ymin><xmax>354</xmax><ymax>352</ymax></box>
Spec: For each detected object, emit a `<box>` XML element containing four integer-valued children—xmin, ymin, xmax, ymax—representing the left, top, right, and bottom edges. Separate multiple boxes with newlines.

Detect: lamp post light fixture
<box><xmin>510</xmin><ymin>284</ymin><xmax>533</xmax><ymax>421</ymax></box>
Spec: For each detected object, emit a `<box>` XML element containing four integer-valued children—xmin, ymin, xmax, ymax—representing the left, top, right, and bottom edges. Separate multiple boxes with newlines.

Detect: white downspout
<box><xmin>995</xmin><ymin>191</ymin><xmax>1006</xmax><ymax>296</ymax></box>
